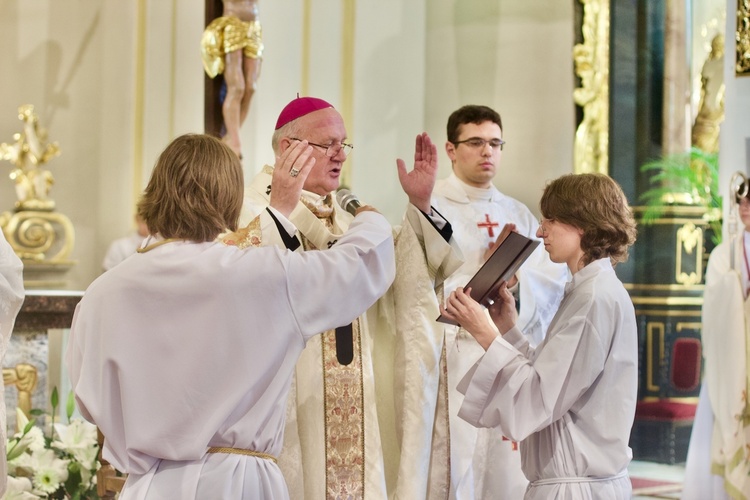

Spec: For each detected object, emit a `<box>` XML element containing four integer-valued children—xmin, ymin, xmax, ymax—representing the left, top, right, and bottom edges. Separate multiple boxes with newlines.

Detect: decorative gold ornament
<box><xmin>573</xmin><ymin>0</ymin><xmax>610</xmax><ymax>175</ymax></box>
<box><xmin>737</xmin><ymin>0</ymin><xmax>750</xmax><ymax>75</ymax></box>
<box><xmin>0</xmin><ymin>105</ymin><xmax>60</xmax><ymax>211</ymax></box>
<box><xmin>675</xmin><ymin>222</ymin><xmax>703</xmax><ymax>285</ymax></box>
<box><xmin>0</xmin><ymin>105</ymin><xmax>76</xmax><ymax>287</ymax></box>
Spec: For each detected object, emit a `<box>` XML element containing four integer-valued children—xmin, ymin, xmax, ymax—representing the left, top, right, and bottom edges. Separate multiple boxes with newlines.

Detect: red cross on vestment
<box><xmin>502</xmin><ymin>436</ymin><xmax>519</xmax><ymax>451</ymax></box>
<box><xmin>477</xmin><ymin>213</ymin><xmax>499</xmax><ymax>238</ymax></box>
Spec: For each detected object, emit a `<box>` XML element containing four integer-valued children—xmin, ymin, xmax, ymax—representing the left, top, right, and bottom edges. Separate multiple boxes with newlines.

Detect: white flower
<box><xmin>1</xmin><ymin>476</ymin><xmax>41</xmax><ymax>499</ymax></box>
<box><xmin>29</xmin><ymin>449</ymin><xmax>69</xmax><ymax>495</ymax></box>
<box><xmin>7</xmin><ymin>450</ymin><xmax>33</xmax><ymax>475</ymax></box>
<box><xmin>6</xmin><ymin>403</ymin><xmax>101</xmax><ymax>498</ymax></box>
<box><xmin>12</xmin><ymin>410</ymin><xmax>45</xmax><ymax>455</ymax></box>
<box><xmin>52</xmin><ymin>419</ymin><xmax>98</xmax><ymax>470</ymax></box>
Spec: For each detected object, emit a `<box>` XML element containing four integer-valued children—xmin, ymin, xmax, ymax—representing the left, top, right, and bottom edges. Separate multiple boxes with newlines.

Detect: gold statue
<box><xmin>692</xmin><ymin>34</ymin><xmax>725</xmax><ymax>153</ymax></box>
<box><xmin>0</xmin><ymin>105</ymin><xmax>75</xmax><ymax>281</ymax></box>
<box><xmin>573</xmin><ymin>0</ymin><xmax>610</xmax><ymax>175</ymax></box>
<box><xmin>0</xmin><ymin>105</ymin><xmax>60</xmax><ymax>211</ymax></box>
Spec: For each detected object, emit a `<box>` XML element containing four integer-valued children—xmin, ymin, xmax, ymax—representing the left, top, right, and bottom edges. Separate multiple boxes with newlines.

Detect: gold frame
<box><xmin>738</xmin><ymin>0</ymin><xmax>750</xmax><ymax>75</ymax></box>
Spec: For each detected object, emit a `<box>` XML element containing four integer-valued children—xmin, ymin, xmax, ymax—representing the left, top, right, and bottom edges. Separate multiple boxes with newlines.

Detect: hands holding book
<box><xmin>438</xmin><ymin>222</ymin><xmax>536</xmax><ymax>350</ymax></box>
<box><xmin>440</xmin><ymin>283</ymin><xmax>518</xmax><ymax>351</ymax></box>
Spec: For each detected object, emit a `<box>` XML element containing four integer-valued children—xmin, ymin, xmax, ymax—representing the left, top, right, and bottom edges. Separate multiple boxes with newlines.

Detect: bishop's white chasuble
<box><xmin>242</xmin><ymin>166</ymin><xmax>463</xmax><ymax>499</ymax></box>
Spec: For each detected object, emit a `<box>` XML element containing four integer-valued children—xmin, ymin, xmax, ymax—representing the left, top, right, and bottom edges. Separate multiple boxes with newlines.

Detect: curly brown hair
<box><xmin>540</xmin><ymin>173</ymin><xmax>637</xmax><ymax>266</ymax></box>
<box><xmin>137</xmin><ymin>134</ymin><xmax>244</xmax><ymax>242</ymax></box>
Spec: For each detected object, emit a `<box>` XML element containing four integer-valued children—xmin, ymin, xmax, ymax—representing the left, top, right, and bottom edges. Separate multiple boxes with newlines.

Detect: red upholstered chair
<box><xmin>631</xmin><ymin>337</ymin><xmax>701</xmax><ymax>464</ymax></box>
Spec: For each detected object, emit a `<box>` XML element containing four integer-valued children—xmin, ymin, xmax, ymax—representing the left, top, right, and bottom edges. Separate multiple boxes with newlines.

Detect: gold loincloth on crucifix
<box><xmin>201</xmin><ymin>16</ymin><xmax>264</xmax><ymax>79</ymax></box>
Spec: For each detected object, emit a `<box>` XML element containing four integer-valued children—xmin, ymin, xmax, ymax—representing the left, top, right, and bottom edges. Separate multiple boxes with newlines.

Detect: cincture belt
<box><xmin>206</xmin><ymin>446</ymin><xmax>277</xmax><ymax>463</ymax></box>
<box><xmin>530</xmin><ymin>469</ymin><xmax>628</xmax><ymax>487</ymax></box>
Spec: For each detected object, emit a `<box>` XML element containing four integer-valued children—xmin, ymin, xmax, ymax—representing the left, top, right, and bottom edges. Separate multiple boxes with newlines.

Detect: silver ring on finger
<box><xmin>290</xmin><ymin>168</ymin><xmax>300</xmax><ymax>177</ymax></box>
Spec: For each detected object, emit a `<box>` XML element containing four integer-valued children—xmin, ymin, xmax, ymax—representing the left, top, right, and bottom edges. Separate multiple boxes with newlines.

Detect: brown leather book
<box><xmin>437</xmin><ymin>223</ymin><xmax>539</xmax><ymax>326</ymax></box>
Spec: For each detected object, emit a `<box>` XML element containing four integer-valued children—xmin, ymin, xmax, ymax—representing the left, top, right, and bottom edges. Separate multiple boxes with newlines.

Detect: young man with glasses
<box><xmin>431</xmin><ymin>104</ymin><xmax>568</xmax><ymax>499</ymax></box>
<box><xmin>238</xmin><ymin>96</ymin><xmax>463</xmax><ymax>499</ymax></box>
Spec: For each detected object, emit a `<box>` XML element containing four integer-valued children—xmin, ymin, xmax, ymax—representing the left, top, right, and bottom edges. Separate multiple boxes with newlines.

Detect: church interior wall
<box><xmin>5</xmin><ymin>0</ymin><xmax>575</xmax><ymax>290</ymax></box>
<box><xmin>1</xmin><ymin>0</ymin><xmax>747</xmax><ymax>294</ymax></box>
<box><xmin>424</xmin><ymin>1</ymin><xmax>576</xmax><ymax>214</ymax></box>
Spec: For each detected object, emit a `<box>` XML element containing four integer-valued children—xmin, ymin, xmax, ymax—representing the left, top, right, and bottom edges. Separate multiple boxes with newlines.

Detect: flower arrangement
<box><xmin>4</xmin><ymin>388</ymin><xmax>100</xmax><ymax>500</ymax></box>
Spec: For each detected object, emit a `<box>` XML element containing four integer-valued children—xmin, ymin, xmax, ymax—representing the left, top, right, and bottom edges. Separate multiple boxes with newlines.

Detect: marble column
<box><xmin>662</xmin><ymin>0</ymin><xmax>691</xmax><ymax>155</ymax></box>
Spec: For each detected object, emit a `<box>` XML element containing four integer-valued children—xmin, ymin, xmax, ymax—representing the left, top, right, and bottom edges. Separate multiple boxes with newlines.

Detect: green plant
<box><xmin>4</xmin><ymin>387</ymin><xmax>100</xmax><ymax>499</ymax></box>
<box><xmin>639</xmin><ymin>146</ymin><xmax>722</xmax><ymax>244</ymax></box>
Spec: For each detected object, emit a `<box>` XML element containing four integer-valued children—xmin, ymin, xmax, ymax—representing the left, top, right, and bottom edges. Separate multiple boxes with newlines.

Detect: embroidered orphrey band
<box><xmin>321</xmin><ymin>318</ymin><xmax>366</xmax><ymax>498</ymax></box>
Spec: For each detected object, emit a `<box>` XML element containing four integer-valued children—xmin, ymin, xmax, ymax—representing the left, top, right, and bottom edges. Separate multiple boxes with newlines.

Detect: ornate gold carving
<box><xmin>675</xmin><ymin>222</ymin><xmax>704</xmax><ymax>285</ymax></box>
<box><xmin>676</xmin><ymin>322</ymin><xmax>702</xmax><ymax>332</ymax></box>
<box><xmin>0</xmin><ymin>105</ymin><xmax>76</xmax><ymax>287</ymax></box>
<box><xmin>3</xmin><ymin>363</ymin><xmax>38</xmax><ymax>421</ymax></box>
<box><xmin>630</xmin><ymin>296</ymin><xmax>704</xmax><ymax>306</ymax></box>
<box><xmin>646</xmin><ymin>322</ymin><xmax>665</xmax><ymax>392</ymax></box>
<box><xmin>737</xmin><ymin>0</ymin><xmax>750</xmax><ymax>75</ymax></box>
<box><xmin>634</xmin><ymin>309</ymin><xmax>702</xmax><ymax>317</ymax></box>
<box><xmin>624</xmin><ymin>283</ymin><xmax>705</xmax><ymax>291</ymax></box>
<box><xmin>573</xmin><ymin>0</ymin><xmax>610</xmax><ymax>174</ymax></box>
<box><xmin>0</xmin><ymin>105</ymin><xmax>60</xmax><ymax>211</ymax></box>
<box><xmin>1</xmin><ymin>211</ymin><xmax>74</xmax><ymax>265</ymax></box>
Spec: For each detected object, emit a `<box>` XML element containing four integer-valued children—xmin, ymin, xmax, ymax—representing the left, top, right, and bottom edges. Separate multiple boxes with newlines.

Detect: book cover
<box><xmin>436</xmin><ymin>224</ymin><xmax>540</xmax><ymax>326</ymax></box>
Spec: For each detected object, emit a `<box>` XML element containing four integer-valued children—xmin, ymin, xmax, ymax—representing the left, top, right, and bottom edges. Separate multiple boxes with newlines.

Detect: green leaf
<box><xmin>638</xmin><ymin>146</ymin><xmax>722</xmax><ymax>243</ymax></box>
<box><xmin>66</xmin><ymin>391</ymin><xmax>75</xmax><ymax>422</ymax></box>
<box><xmin>50</xmin><ymin>386</ymin><xmax>59</xmax><ymax>409</ymax></box>
<box><xmin>23</xmin><ymin>418</ymin><xmax>36</xmax><ymax>434</ymax></box>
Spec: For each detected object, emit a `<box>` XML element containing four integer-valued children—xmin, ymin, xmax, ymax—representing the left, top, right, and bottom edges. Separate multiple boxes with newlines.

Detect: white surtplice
<box><xmin>0</xmin><ymin>231</ymin><xmax>24</xmax><ymax>496</ymax></box>
<box><xmin>458</xmin><ymin>259</ymin><xmax>637</xmax><ymax>500</ymax></box>
<box><xmin>432</xmin><ymin>173</ymin><xmax>567</xmax><ymax>499</ymax></box>
<box><xmin>66</xmin><ymin>210</ymin><xmax>395</xmax><ymax>500</ymax></box>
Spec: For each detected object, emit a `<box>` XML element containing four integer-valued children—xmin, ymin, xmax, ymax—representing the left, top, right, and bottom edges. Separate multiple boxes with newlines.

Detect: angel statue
<box><xmin>0</xmin><ymin>104</ymin><xmax>60</xmax><ymax>211</ymax></box>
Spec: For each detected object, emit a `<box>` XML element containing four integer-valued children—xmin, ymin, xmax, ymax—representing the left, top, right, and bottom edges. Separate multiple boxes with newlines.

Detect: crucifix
<box><xmin>204</xmin><ymin>0</ymin><xmax>224</xmax><ymax>139</ymax></box>
<box><xmin>202</xmin><ymin>0</ymin><xmax>263</xmax><ymax>157</ymax></box>
<box><xmin>477</xmin><ymin>213</ymin><xmax>499</xmax><ymax>238</ymax></box>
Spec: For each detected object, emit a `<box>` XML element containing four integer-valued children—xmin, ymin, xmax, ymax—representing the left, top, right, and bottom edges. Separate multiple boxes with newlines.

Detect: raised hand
<box><xmin>269</xmin><ymin>140</ymin><xmax>316</xmax><ymax>217</ymax></box>
<box><xmin>396</xmin><ymin>132</ymin><xmax>438</xmax><ymax>213</ymax></box>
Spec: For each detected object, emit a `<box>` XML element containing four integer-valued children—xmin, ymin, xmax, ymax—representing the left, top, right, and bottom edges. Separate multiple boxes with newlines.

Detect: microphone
<box><xmin>336</xmin><ymin>188</ymin><xmax>362</xmax><ymax>216</ymax></box>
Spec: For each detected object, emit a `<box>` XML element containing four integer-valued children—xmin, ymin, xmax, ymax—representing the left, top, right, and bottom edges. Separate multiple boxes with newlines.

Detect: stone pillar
<box><xmin>662</xmin><ymin>0</ymin><xmax>691</xmax><ymax>156</ymax></box>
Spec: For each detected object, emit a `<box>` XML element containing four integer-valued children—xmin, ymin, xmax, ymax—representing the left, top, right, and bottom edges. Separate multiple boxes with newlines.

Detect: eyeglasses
<box><xmin>290</xmin><ymin>138</ymin><xmax>354</xmax><ymax>158</ymax></box>
<box><xmin>453</xmin><ymin>137</ymin><xmax>505</xmax><ymax>151</ymax></box>
<box><xmin>538</xmin><ymin>218</ymin><xmax>554</xmax><ymax>236</ymax></box>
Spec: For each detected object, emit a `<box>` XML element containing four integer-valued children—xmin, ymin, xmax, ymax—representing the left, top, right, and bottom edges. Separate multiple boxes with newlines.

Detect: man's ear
<box><xmin>445</xmin><ymin>141</ymin><xmax>457</xmax><ymax>163</ymax></box>
<box><xmin>278</xmin><ymin>137</ymin><xmax>293</xmax><ymax>154</ymax></box>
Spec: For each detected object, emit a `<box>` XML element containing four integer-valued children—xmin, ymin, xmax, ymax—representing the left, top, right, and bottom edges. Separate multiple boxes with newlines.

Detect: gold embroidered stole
<box><xmin>298</xmin><ymin>202</ymin><xmax>366</xmax><ymax>499</ymax></box>
<box><xmin>247</xmin><ymin>166</ymin><xmax>366</xmax><ymax>496</ymax></box>
<box><xmin>228</xmin><ymin>168</ymin><xmax>372</xmax><ymax>496</ymax></box>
